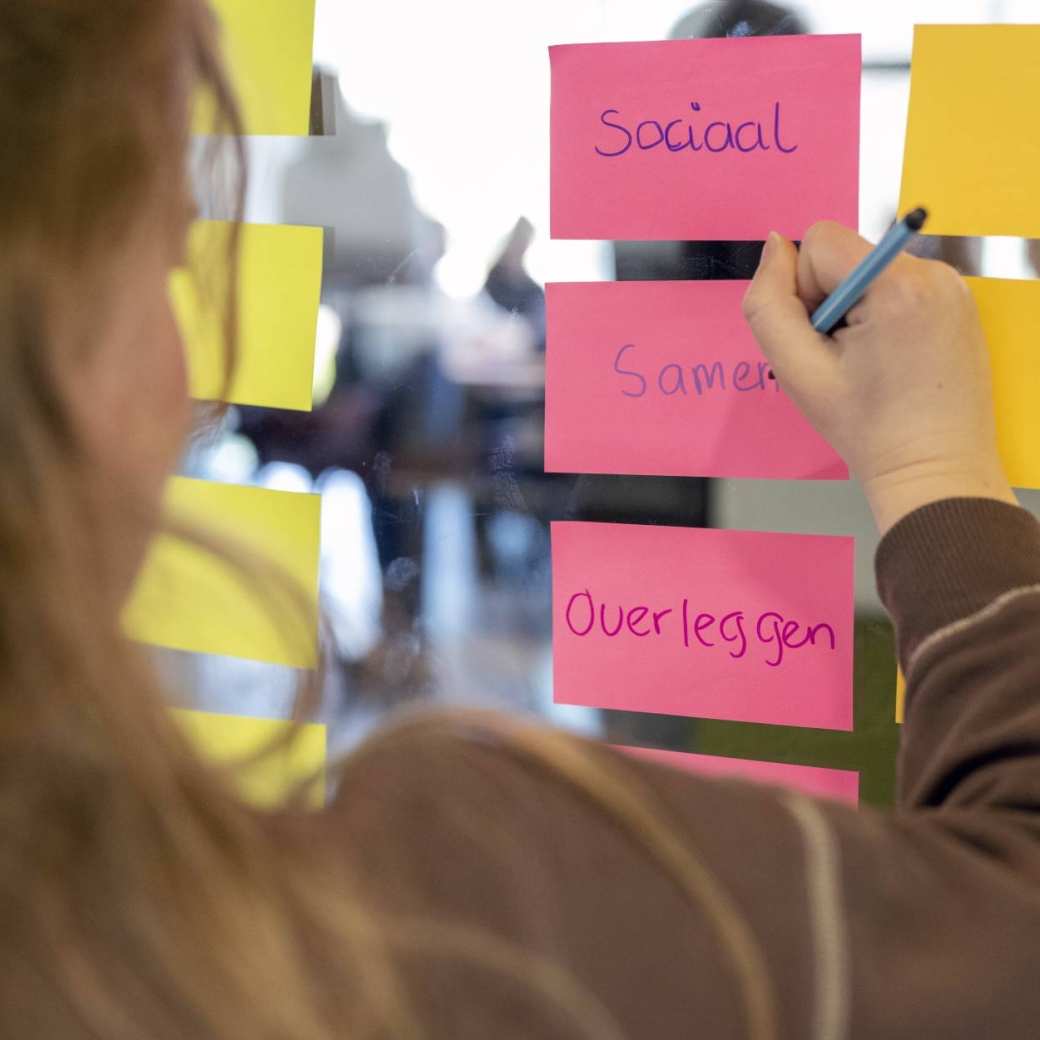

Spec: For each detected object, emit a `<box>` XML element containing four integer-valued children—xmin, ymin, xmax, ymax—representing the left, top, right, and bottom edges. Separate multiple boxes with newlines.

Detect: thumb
<box><xmin>742</xmin><ymin>232</ymin><xmax>835</xmax><ymax>394</ymax></box>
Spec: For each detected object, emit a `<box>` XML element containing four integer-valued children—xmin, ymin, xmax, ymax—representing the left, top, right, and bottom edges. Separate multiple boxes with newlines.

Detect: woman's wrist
<box><xmin>863</xmin><ymin>461</ymin><xmax>1018</xmax><ymax>537</ymax></box>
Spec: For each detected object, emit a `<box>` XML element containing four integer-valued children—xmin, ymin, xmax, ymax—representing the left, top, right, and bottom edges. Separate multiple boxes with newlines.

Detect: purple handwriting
<box><xmin>613</xmin><ymin>345</ymin><xmax>781</xmax><ymax>398</ymax></box>
<box><xmin>563</xmin><ymin>589</ymin><xmax>835</xmax><ymax>669</ymax></box>
<box><xmin>594</xmin><ymin>101</ymin><xmax>799</xmax><ymax>158</ymax></box>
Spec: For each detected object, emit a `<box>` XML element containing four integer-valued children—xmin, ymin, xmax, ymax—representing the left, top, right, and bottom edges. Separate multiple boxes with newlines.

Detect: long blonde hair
<box><xmin>0</xmin><ymin>3</ymin><xmax>777</xmax><ymax>1037</ymax></box>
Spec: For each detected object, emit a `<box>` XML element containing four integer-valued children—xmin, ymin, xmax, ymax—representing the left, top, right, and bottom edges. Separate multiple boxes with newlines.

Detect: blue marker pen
<box><xmin>811</xmin><ymin>207</ymin><xmax>929</xmax><ymax>334</ymax></box>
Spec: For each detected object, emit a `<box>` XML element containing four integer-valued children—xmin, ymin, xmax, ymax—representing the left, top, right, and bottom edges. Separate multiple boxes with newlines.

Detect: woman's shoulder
<box><xmin>318</xmin><ymin>708</ymin><xmax>785</xmax><ymax>852</ymax></box>
<box><xmin>285</xmin><ymin>709</ymin><xmax>822</xmax><ymax>1038</ymax></box>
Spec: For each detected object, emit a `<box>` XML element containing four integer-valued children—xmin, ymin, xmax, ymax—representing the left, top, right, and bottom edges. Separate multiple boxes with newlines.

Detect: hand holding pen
<box><xmin>742</xmin><ymin>215</ymin><xmax>1016</xmax><ymax>536</ymax></box>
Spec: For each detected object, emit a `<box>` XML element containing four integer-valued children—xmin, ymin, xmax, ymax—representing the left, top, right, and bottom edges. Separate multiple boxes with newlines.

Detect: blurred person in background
<box><xmin>1024</xmin><ymin>237</ymin><xmax>1040</xmax><ymax>277</ymax></box>
<box><xmin>482</xmin><ymin>216</ymin><xmax>546</xmax><ymax>352</ymax></box>
<box><xmin>239</xmin><ymin>77</ymin><xmax>461</xmax><ymax>707</ymax></box>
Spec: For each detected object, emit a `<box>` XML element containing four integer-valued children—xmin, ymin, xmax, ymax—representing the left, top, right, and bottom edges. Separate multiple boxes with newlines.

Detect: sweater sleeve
<box><xmin>875</xmin><ymin>497</ymin><xmax>1040</xmax><ymax>810</ymax></box>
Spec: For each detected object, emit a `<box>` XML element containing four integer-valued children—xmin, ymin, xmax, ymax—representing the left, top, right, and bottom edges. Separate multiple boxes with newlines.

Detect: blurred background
<box><xmin>169</xmin><ymin>0</ymin><xmax>1040</xmax><ymax>805</ymax></box>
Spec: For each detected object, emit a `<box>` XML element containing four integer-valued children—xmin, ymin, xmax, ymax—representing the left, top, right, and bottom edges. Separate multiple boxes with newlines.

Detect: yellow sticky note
<box><xmin>967</xmin><ymin>277</ymin><xmax>1040</xmax><ymax>489</ymax></box>
<box><xmin>900</xmin><ymin>25</ymin><xmax>1040</xmax><ymax>236</ymax></box>
<box><xmin>197</xmin><ymin>0</ymin><xmax>316</xmax><ymax>136</ymax></box>
<box><xmin>895</xmin><ymin>667</ymin><xmax>905</xmax><ymax>725</ymax></box>
<box><xmin>124</xmin><ymin>477</ymin><xmax>321</xmax><ymax>667</ymax></box>
<box><xmin>173</xmin><ymin>708</ymin><xmax>326</xmax><ymax>808</ymax></box>
<box><xmin>171</xmin><ymin>221</ymin><xmax>323</xmax><ymax>412</ymax></box>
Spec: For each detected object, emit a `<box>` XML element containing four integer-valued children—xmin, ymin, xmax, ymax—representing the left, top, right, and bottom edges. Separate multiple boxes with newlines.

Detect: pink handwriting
<box><xmin>564</xmin><ymin>588</ymin><xmax>836</xmax><ymax>669</ymax></box>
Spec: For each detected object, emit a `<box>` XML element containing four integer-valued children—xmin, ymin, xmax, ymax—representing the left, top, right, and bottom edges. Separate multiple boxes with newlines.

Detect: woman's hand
<box><xmin>742</xmin><ymin>222</ymin><xmax>1017</xmax><ymax>535</ymax></box>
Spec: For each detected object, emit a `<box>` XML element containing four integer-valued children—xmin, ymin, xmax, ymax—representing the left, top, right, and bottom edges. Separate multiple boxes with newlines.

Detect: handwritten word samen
<box><xmin>613</xmin><ymin>345</ymin><xmax>781</xmax><ymax>399</ymax></box>
<box><xmin>544</xmin><ymin>280</ymin><xmax>847</xmax><ymax>479</ymax></box>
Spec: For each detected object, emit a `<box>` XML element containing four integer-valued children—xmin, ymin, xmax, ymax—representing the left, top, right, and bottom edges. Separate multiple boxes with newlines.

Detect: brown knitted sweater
<box><xmin>314</xmin><ymin>497</ymin><xmax>1040</xmax><ymax>1038</ymax></box>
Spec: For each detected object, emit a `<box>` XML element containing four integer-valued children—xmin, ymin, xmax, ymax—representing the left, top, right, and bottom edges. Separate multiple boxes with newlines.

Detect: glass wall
<box><xmin>174</xmin><ymin>0</ymin><xmax>1040</xmax><ymax>806</ymax></box>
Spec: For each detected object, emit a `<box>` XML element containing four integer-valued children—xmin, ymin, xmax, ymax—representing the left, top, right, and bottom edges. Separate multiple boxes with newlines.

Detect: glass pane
<box><xmin>175</xmin><ymin>0</ymin><xmax>1036</xmax><ymax>808</ymax></box>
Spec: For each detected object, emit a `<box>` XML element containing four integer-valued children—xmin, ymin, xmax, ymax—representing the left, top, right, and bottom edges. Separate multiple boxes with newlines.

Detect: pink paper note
<box><xmin>550</xmin><ymin>35</ymin><xmax>861</xmax><ymax>241</ymax></box>
<box><xmin>617</xmin><ymin>745</ymin><xmax>860</xmax><ymax>805</ymax></box>
<box><xmin>545</xmin><ymin>280</ymin><xmax>846</xmax><ymax>479</ymax></box>
<box><xmin>552</xmin><ymin>521</ymin><xmax>854</xmax><ymax>730</ymax></box>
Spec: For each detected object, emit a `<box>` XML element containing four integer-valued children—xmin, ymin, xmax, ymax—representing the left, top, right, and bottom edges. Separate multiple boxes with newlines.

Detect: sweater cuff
<box><xmin>875</xmin><ymin>497</ymin><xmax>1040</xmax><ymax>669</ymax></box>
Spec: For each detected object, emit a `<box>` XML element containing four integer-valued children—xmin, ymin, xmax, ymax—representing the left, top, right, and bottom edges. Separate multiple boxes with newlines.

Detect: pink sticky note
<box><xmin>545</xmin><ymin>280</ymin><xmax>846</xmax><ymax>479</ymax></box>
<box><xmin>550</xmin><ymin>35</ymin><xmax>861</xmax><ymax>240</ymax></box>
<box><xmin>617</xmin><ymin>745</ymin><xmax>860</xmax><ymax>805</ymax></box>
<box><xmin>552</xmin><ymin>521</ymin><xmax>854</xmax><ymax>730</ymax></box>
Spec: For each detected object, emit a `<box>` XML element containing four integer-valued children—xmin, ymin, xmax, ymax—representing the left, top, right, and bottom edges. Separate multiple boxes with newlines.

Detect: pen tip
<box><xmin>905</xmin><ymin>207</ymin><xmax>928</xmax><ymax>231</ymax></box>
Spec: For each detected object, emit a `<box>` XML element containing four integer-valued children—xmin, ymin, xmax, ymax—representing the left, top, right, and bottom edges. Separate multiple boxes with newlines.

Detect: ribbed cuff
<box><xmin>875</xmin><ymin>497</ymin><xmax>1040</xmax><ymax>668</ymax></box>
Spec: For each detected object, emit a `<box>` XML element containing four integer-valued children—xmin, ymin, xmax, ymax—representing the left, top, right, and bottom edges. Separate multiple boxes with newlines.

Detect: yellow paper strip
<box><xmin>124</xmin><ymin>477</ymin><xmax>321</xmax><ymax>667</ymax></box>
<box><xmin>171</xmin><ymin>221</ymin><xmax>323</xmax><ymax>413</ymax></box>
<box><xmin>895</xmin><ymin>667</ymin><xmax>905</xmax><ymax>725</ymax></box>
<box><xmin>900</xmin><ymin>25</ymin><xmax>1040</xmax><ymax>237</ymax></box>
<box><xmin>173</xmin><ymin>708</ymin><xmax>326</xmax><ymax>808</ymax></box>
<box><xmin>967</xmin><ymin>277</ymin><xmax>1040</xmax><ymax>490</ymax></box>
<box><xmin>197</xmin><ymin>0</ymin><xmax>317</xmax><ymax>136</ymax></box>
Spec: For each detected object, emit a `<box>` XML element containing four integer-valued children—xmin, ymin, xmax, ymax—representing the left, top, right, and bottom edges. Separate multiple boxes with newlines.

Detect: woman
<box><xmin>3</xmin><ymin>2</ymin><xmax>1037</xmax><ymax>1038</ymax></box>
